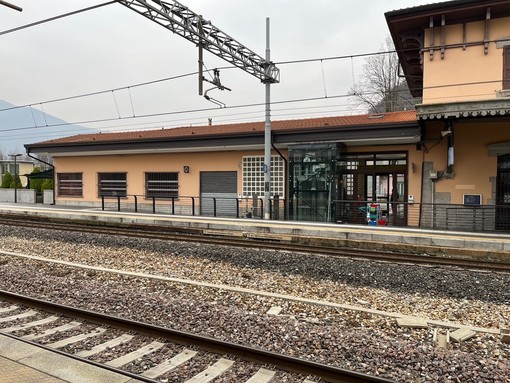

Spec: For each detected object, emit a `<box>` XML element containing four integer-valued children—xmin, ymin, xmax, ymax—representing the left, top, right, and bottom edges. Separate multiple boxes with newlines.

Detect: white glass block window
<box><xmin>242</xmin><ymin>156</ymin><xmax>285</xmax><ymax>197</ymax></box>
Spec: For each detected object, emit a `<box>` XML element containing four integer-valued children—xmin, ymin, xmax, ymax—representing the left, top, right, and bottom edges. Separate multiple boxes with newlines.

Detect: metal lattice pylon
<box><xmin>116</xmin><ymin>0</ymin><xmax>280</xmax><ymax>84</ymax></box>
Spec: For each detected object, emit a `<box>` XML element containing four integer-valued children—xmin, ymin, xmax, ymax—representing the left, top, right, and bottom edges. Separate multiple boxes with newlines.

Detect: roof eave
<box><xmin>26</xmin><ymin>120</ymin><xmax>419</xmax><ymax>155</ymax></box>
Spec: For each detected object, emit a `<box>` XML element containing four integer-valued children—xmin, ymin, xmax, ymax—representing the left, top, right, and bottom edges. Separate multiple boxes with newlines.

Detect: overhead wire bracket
<box><xmin>116</xmin><ymin>0</ymin><xmax>280</xmax><ymax>84</ymax></box>
<box><xmin>202</xmin><ymin>68</ymin><xmax>230</xmax><ymax>108</ymax></box>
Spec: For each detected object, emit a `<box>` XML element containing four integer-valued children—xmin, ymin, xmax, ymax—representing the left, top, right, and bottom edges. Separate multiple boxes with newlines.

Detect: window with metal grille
<box><xmin>242</xmin><ymin>156</ymin><xmax>285</xmax><ymax>197</ymax></box>
<box><xmin>57</xmin><ymin>173</ymin><xmax>83</xmax><ymax>197</ymax></box>
<box><xmin>145</xmin><ymin>172</ymin><xmax>178</xmax><ymax>198</ymax></box>
<box><xmin>504</xmin><ymin>46</ymin><xmax>510</xmax><ymax>90</ymax></box>
<box><xmin>98</xmin><ymin>173</ymin><xmax>127</xmax><ymax>197</ymax></box>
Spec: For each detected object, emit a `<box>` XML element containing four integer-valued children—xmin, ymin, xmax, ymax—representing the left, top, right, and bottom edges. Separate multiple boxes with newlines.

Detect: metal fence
<box><xmin>333</xmin><ymin>200</ymin><xmax>510</xmax><ymax>233</ymax></box>
<box><xmin>100</xmin><ymin>195</ymin><xmax>287</xmax><ymax>220</ymax></box>
<box><xmin>100</xmin><ymin>195</ymin><xmax>510</xmax><ymax>233</ymax></box>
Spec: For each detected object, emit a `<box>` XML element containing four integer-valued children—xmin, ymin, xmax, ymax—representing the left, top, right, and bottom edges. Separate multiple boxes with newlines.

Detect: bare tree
<box><xmin>351</xmin><ymin>36</ymin><xmax>420</xmax><ymax>113</ymax></box>
<box><xmin>33</xmin><ymin>154</ymin><xmax>54</xmax><ymax>170</ymax></box>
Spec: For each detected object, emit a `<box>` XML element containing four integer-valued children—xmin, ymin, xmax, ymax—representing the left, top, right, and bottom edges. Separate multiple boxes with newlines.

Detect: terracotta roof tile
<box><xmin>33</xmin><ymin>110</ymin><xmax>417</xmax><ymax>146</ymax></box>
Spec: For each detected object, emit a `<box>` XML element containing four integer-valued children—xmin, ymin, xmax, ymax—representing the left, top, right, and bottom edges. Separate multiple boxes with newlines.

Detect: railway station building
<box><xmin>25</xmin><ymin>0</ymin><xmax>510</xmax><ymax>231</ymax></box>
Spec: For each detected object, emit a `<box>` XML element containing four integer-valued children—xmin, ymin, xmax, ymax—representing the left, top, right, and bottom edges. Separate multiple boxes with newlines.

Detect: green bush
<box><xmin>29</xmin><ymin>167</ymin><xmax>44</xmax><ymax>192</ymax></box>
<box><xmin>41</xmin><ymin>179</ymin><xmax>54</xmax><ymax>190</ymax></box>
<box><xmin>1</xmin><ymin>172</ymin><xmax>12</xmax><ymax>188</ymax></box>
<box><xmin>9</xmin><ymin>175</ymin><xmax>22</xmax><ymax>189</ymax></box>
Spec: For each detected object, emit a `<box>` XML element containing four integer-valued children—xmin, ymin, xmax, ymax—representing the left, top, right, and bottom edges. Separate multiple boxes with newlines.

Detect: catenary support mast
<box><xmin>263</xmin><ymin>18</ymin><xmax>272</xmax><ymax>219</ymax></box>
<box><xmin>116</xmin><ymin>0</ymin><xmax>279</xmax><ymax>219</ymax></box>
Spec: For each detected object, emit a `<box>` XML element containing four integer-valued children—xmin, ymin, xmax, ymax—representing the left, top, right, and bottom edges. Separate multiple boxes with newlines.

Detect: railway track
<box><xmin>0</xmin><ymin>213</ymin><xmax>509</xmax><ymax>273</ymax></box>
<box><xmin>0</xmin><ymin>290</ymin><xmax>395</xmax><ymax>383</ymax></box>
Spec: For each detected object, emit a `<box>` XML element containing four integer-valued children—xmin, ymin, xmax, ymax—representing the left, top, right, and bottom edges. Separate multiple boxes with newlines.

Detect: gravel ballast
<box><xmin>0</xmin><ymin>225</ymin><xmax>509</xmax><ymax>382</ymax></box>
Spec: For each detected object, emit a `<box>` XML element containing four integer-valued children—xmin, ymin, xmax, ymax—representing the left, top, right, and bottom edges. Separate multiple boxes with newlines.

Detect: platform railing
<box><xmin>100</xmin><ymin>194</ymin><xmax>286</xmax><ymax>220</ymax></box>
<box><xmin>332</xmin><ymin>200</ymin><xmax>510</xmax><ymax>233</ymax></box>
<box><xmin>99</xmin><ymin>195</ymin><xmax>510</xmax><ymax>232</ymax></box>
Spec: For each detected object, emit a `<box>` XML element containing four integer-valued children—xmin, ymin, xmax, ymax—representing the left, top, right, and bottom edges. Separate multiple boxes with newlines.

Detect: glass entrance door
<box><xmin>364</xmin><ymin>173</ymin><xmax>404</xmax><ymax>225</ymax></box>
<box><xmin>496</xmin><ymin>154</ymin><xmax>510</xmax><ymax>230</ymax></box>
<box><xmin>337</xmin><ymin>152</ymin><xmax>407</xmax><ymax>226</ymax></box>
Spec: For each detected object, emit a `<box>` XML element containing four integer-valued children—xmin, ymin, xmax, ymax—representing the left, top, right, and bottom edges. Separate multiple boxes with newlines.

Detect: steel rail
<box><xmin>0</xmin><ymin>289</ymin><xmax>395</xmax><ymax>383</ymax></box>
<box><xmin>0</xmin><ymin>331</ymin><xmax>160</xmax><ymax>383</ymax></box>
<box><xmin>0</xmin><ymin>214</ymin><xmax>509</xmax><ymax>273</ymax></box>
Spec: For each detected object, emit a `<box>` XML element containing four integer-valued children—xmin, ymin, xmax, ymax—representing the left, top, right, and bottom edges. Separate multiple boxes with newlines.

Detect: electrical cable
<box><xmin>0</xmin><ymin>71</ymin><xmax>200</xmax><ymax>113</ymax></box>
<box><xmin>0</xmin><ymin>76</ymin><xmax>504</xmax><ymax>135</ymax></box>
<box><xmin>0</xmin><ymin>93</ymin><xmax>356</xmax><ymax>134</ymax></box>
<box><xmin>0</xmin><ymin>0</ymin><xmax>22</xmax><ymax>12</ymax></box>
<box><xmin>0</xmin><ymin>2</ymin><xmax>116</xmax><ymax>36</ymax></box>
<box><xmin>1</xmin><ymin>5</ymin><xmax>508</xmax><ymax>138</ymax></box>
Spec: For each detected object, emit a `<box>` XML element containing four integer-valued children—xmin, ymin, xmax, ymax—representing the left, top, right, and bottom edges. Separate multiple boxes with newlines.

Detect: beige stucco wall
<box><xmin>55</xmin><ymin>146</ymin><xmax>423</xmax><ymax>205</ymax></box>
<box><xmin>54</xmin><ymin>150</ymin><xmax>281</xmax><ymax>203</ymax></box>
<box><xmin>420</xmin><ymin>120</ymin><xmax>509</xmax><ymax>205</ymax></box>
<box><xmin>52</xmin><ymin>126</ymin><xmax>507</xmax><ymax>211</ymax></box>
<box><xmin>423</xmin><ymin>17</ymin><xmax>510</xmax><ymax>104</ymax></box>
<box><xmin>18</xmin><ymin>163</ymin><xmax>35</xmax><ymax>187</ymax></box>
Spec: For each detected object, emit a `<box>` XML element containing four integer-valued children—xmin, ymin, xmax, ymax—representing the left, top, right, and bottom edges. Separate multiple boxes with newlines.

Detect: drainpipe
<box><xmin>26</xmin><ymin>150</ymin><xmax>55</xmax><ymax>205</ymax></box>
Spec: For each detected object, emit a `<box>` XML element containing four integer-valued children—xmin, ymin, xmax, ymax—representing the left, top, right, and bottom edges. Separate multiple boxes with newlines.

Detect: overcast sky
<box><xmin>1</xmin><ymin>0</ymin><xmax>438</xmax><ymax>150</ymax></box>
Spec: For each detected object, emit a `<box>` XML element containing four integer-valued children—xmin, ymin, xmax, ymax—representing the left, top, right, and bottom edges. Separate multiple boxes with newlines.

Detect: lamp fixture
<box><xmin>441</xmin><ymin>128</ymin><xmax>452</xmax><ymax>137</ymax></box>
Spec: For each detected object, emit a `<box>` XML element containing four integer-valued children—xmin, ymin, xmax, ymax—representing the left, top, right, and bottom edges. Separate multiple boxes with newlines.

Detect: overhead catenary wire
<box><xmin>1</xmin><ymin>3</ymin><xmax>508</xmax><ymax>141</ymax></box>
<box><xmin>0</xmin><ymin>1</ymin><xmax>116</xmax><ymax>36</ymax></box>
<box><xmin>112</xmin><ymin>91</ymin><xmax>121</xmax><ymax>119</ymax></box>
<box><xmin>1</xmin><ymin>4</ymin><xmax>507</xmax><ymax>117</ymax></box>
<box><xmin>0</xmin><ymin>93</ymin><xmax>356</xmax><ymax>134</ymax></box>
<box><xmin>320</xmin><ymin>59</ymin><xmax>328</xmax><ymax>98</ymax></box>
<box><xmin>0</xmin><ymin>71</ymin><xmax>200</xmax><ymax>114</ymax></box>
<box><xmin>0</xmin><ymin>76</ymin><xmax>502</xmax><ymax>136</ymax></box>
<box><xmin>0</xmin><ymin>103</ymin><xmax>366</xmax><ymax>141</ymax></box>
<box><xmin>0</xmin><ymin>0</ymin><xmax>22</xmax><ymax>12</ymax></box>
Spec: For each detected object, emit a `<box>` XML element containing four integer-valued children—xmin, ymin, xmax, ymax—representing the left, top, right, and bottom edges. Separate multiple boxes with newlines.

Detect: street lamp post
<box><xmin>9</xmin><ymin>154</ymin><xmax>22</xmax><ymax>203</ymax></box>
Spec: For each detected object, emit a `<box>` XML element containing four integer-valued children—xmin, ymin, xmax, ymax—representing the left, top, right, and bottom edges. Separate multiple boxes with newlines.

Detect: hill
<box><xmin>0</xmin><ymin>100</ymin><xmax>97</xmax><ymax>156</ymax></box>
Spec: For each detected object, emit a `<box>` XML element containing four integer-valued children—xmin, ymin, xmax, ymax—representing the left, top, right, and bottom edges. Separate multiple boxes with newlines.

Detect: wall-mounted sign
<box><xmin>463</xmin><ymin>194</ymin><xmax>482</xmax><ymax>206</ymax></box>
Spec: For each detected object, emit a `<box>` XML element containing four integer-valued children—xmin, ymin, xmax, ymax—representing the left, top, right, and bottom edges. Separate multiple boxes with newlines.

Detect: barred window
<box><xmin>504</xmin><ymin>46</ymin><xmax>510</xmax><ymax>90</ymax></box>
<box><xmin>57</xmin><ymin>173</ymin><xmax>83</xmax><ymax>197</ymax></box>
<box><xmin>242</xmin><ymin>156</ymin><xmax>285</xmax><ymax>197</ymax></box>
<box><xmin>98</xmin><ymin>173</ymin><xmax>127</xmax><ymax>197</ymax></box>
<box><xmin>145</xmin><ymin>172</ymin><xmax>178</xmax><ymax>198</ymax></box>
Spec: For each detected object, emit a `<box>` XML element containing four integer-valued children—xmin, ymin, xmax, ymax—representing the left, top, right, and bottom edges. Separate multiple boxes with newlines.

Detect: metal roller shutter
<box><xmin>200</xmin><ymin>171</ymin><xmax>238</xmax><ymax>217</ymax></box>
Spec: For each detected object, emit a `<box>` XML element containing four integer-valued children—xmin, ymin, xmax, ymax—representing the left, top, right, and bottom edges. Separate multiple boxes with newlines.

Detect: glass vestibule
<box><xmin>289</xmin><ymin>144</ymin><xmax>340</xmax><ymax>222</ymax></box>
<box><xmin>289</xmin><ymin>145</ymin><xmax>408</xmax><ymax>224</ymax></box>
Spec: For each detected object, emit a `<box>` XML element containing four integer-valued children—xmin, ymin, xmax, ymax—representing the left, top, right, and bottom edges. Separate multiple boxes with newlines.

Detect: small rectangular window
<box><xmin>57</xmin><ymin>173</ymin><xmax>83</xmax><ymax>197</ymax></box>
<box><xmin>98</xmin><ymin>173</ymin><xmax>127</xmax><ymax>197</ymax></box>
<box><xmin>145</xmin><ymin>172</ymin><xmax>178</xmax><ymax>198</ymax></box>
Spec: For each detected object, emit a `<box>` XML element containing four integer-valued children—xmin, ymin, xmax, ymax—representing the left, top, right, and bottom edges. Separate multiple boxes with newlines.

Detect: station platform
<box><xmin>1</xmin><ymin>202</ymin><xmax>509</xmax><ymax>261</ymax></box>
<box><xmin>0</xmin><ymin>334</ymin><xmax>142</xmax><ymax>383</ymax></box>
